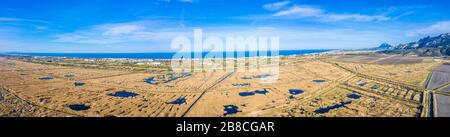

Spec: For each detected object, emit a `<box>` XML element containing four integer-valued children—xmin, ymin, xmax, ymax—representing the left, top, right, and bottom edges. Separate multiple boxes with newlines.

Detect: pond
<box><xmin>145</xmin><ymin>77</ymin><xmax>155</xmax><ymax>84</ymax></box>
<box><xmin>108</xmin><ymin>91</ymin><xmax>139</xmax><ymax>98</ymax></box>
<box><xmin>254</xmin><ymin>89</ymin><xmax>269</xmax><ymax>95</ymax></box>
<box><xmin>239</xmin><ymin>89</ymin><xmax>269</xmax><ymax>96</ymax></box>
<box><xmin>314</xmin><ymin>101</ymin><xmax>352</xmax><ymax>114</ymax></box>
<box><xmin>313</xmin><ymin>80</ymin><xmax>326</xmax><ymax>83</ymax></box>
<box><xmin>254</xmin><ymin>74</ymin><xmax>272</xmax><ymax>79</ymax></box>
<box><xmin>289</xmin><ymin>89</ymin><xmax>304</xmax><ymax>95</ymax></box>
<box><xmin>239</xmin><ymin>92</ymin><xmax>256</xmax><ymax>97</ymax></box>
<box><xmin>74</xmin><ymin>82</ymin><xmax>85</xmax><ymax>87</ymax></box>
<box><xmin>38</xmin><ymin>77</ymin><xmax>53</xmax><ymax>80</ymax></box>
<box><xmin>224</xmin><ymin>105</ymin><xmax>240</xmax><ymax>116</ymax></box>
<box><xmin>165</xmin><ymin>73</ymin><xmax>192</xmax><ymax>83</ymax></box>
<box><xmin>347</xmin><ymin>93</ymin><xmax>361</xmax><ymax>99</ymax></box>
<box><xmin>232</xmin><ymin>83</ymin><xmax>251</xmax><ymax>87</ymax></box>
<box><xmin>69</xmin><ymin>104</ymin><xmax>90</xmax><ymax>111</ymax></box>
<box><xmin>167</xmin><ymin>97</ymin><xmax>186</xmax><ymax>105</ymax></box>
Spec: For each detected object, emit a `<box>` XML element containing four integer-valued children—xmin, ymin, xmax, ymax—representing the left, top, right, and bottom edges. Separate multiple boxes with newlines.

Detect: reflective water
<box><xmin>347</xmin><ymin>93</ymin><xmax>361</xmax><ymax>99</ymax></box>
<box><xmin>254</xmin><ymin>89</ymin><xmax>269</xmax><ymax>95</ymax></box>
<box><xmin>224</xmin><ymin>105</ymin><xmax>240</xmax><ymax>116</ymax></box>
<box><xmin>239</xmin><ymin>92</ymin><xmax>255</xmax><ymax>97</ymax></box>
<box><xmin>69</xmin><ymin>104</ymin><xmax>90</xmax><ymax>111</ymax></box>
<box><xmin>314</xmin><ymin>101</ymin><xmax>352</xmax><ymax>114</ymax></box>
<box><xmin>108</xmin><ymin>91</ymin><xmax>139</xmax><ymax>98</ymax></box>
<box><xmin>289</xmin><ymin>89</ymin><xmax>304</xmax><ymax>95</ymax></box>
<box><xmin>38</xmin><ymin>77</ymin><xmax>53</xmax><ymax>80</ymax></box>
<box><xmin>145</xmin><ymin>77</ymin><xmax>155</xmax><ymax>84</ymax></box>
<box><xmin>313</xmin><ymin>80</ymin><xmax>326</xmax><ymax>83</ymax></box>
<box><xmin>167</xmin><ymin>97</ymin><xmax>186</xmax><ymax>105</ymax></box>
<box><xmin>254</xmin><ymin>74</ymin><xmax>272</xmax><ymax>79</ymax></box>
<box><xmin>74</xmin><ymin>82</ymin><xmax>85</xmax><ymax>87</ymax></box>
<box><xmin>232</xmin><ymin>83</ymin><xmax>251</xmax><ymax>87</ymax></box>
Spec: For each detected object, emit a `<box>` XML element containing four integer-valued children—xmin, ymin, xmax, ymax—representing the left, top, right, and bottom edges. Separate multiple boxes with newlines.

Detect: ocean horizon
<box><xmin>6</xmin><ymin>49</ymin><xmax>332</xmax><ymax>59</ymax></box>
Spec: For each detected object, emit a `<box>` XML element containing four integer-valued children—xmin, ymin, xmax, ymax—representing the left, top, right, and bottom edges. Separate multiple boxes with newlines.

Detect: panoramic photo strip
<box><xmin>1</xmin><ymin>0</ymin><xmax>450</xmax><ymax>136</ymax></box>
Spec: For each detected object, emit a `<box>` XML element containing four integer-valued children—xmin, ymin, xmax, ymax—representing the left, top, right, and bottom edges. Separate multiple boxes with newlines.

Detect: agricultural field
<box><xmin>333</xmin><ymin>57</ymin><xmax>440</xmax><ymax>86</ymax></box>
<box><xmin>435</xmin><ymin>94</ymin><xmax>450</xmax><ymax>117</ymax></box>
<box><xmin>374</xmin><ymin>56</ymin><xmax>425</xmax><ymax>64</ymax></box>
<box><xmin>428</xmin><ymin>64</ymin><xmax>450</xmax><ymax>90</ymax></box>
<box><xmin>332</xmin><ymin>54</ymin><xmax>431</xmax><ymax>64</ymax></box>
<box><xmin>427</xmin><ymin>64</ymin><xmax>450</xmax><ymax>117</ymax></box>
<box><xmin>279</xmin><ymin>87</ymin><xmax>419</xmax><ymax>117</ymax></box>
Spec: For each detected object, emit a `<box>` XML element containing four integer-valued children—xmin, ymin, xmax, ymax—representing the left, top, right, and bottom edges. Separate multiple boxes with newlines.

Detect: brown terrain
<box><xmin>1</xmin><ymin>54</ymin><xmax>448</xmax><ymax>117</ymax></box>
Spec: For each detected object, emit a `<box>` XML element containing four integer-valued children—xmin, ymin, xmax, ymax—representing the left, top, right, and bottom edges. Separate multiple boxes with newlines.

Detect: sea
<box><xmin>6</xmin><ymin>50</ymin><xmax>331</xmax><ymax>59</ymax></box>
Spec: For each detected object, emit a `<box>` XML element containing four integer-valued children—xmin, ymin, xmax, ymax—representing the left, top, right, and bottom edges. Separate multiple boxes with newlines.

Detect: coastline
<box><xmin>2</xmin><ymin>49</ymin><xmax>334</xmax><ymax>60</ymax></box>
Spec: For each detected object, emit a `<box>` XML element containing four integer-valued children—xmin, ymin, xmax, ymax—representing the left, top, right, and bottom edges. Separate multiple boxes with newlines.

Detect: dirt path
<box><xmin>181</xmin><ymin>72</ymin><xmax>234</xmax><ymax>117</ymax></box>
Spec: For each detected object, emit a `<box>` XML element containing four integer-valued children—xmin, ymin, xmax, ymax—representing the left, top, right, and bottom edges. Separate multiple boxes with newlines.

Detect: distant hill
<box><xmin>364</xmin><ymin>43</ymin><xmax>394</xmax><ymax>51</ymax></box>
<box><xmin>384</xmin><ymin>33</ymin><xmax>450</xmax><ymax>56</ymax></box>
<box><xmin>378</xmin><ymin>43</ymin><xmax>394</xmax><ymax>50</ymax></box>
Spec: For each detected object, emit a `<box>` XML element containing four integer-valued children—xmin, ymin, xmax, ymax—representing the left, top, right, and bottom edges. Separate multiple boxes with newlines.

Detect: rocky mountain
<box><xmin>364</xmin><ymin>43</ymin><xmax>394</xmax><ymax>51</ymax></box>
<box><xmin>375</xmin><ymin>43</ymin><xmax>394</xmax><ymax>50</ymax></box>
<box><xmin>384</xmin><ymin>33</ymin><xmax>450</xmax><ymax>56</ymax></box>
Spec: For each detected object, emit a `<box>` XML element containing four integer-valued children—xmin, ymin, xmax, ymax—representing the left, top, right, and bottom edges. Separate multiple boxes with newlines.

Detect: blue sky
<box><xmin>0</xmin><ymin>0</ymin><xmax>449</xmax><ymax>53</ymax></box>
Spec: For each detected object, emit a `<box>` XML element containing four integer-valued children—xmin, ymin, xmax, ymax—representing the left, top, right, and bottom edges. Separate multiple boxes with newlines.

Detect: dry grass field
<box><xmin>0</xmin><ymin>54</ymin><xmax>444</xmax><ymax>117</ymax></box>
<box><xmin>334</xmin><ymin>59</ymin><xmax>440</xmax><ymax>86</ymax></box>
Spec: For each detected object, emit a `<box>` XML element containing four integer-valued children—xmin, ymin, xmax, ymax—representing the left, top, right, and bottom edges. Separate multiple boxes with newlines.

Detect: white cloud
<box><xmin>263</xmin><ymin>1</ymin><xmax>290</xmax><ymax>10</ymax></box>
<box><xmin>271</xmin><ymin>5</ymin><xmax>389</xmax><ymax>22</ymax></box>
<box><xmin>35</xmin><ymin>26</ymin><xmax>47</xmax><ymax>30</ymax></box>
<box><xmin>0</xmin><ymin>17</ymin><xmax>47</xmax><ymax>23</ymax></box>
<box><xmin>179</xmin><ymin>0</ymin><xmax>193</xmax><ymax>2</ymax></box>
<box><xmin>323</xmin><ymin>14</ymin><xmax>389</xmax><ymax>22</ymax></box>
<box><xmin>0</xmin><ymin>17</ymin><xmax>20</xmax><ymax>21</ymax></box>
<box><xmin>51</xmin><ymin>19</ymin><xmax>395</xmax><ymax>50</ymax></box>
<box><xmin>101</xmin><ymin>25</ymin><xmax>142</xmax><ymax>36</ymax></box>
<box><xmin>410</xmin><ymin>21</ymin><xmax>450</xmax><ymax>36</ymax></box>
<box><xmin>273</xmin><ymin>5</ymin><xmax>323</xmax><ymax>17</ymax></box>
<box><xmin>53</xmin><ymin>21</ymin><xmax>186</xmax><ymax>44</ymax></box>
<box><xmin>198</xmin><ymin>26</ymin><xmax>395</xmax><ymax>50</ymax></box>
